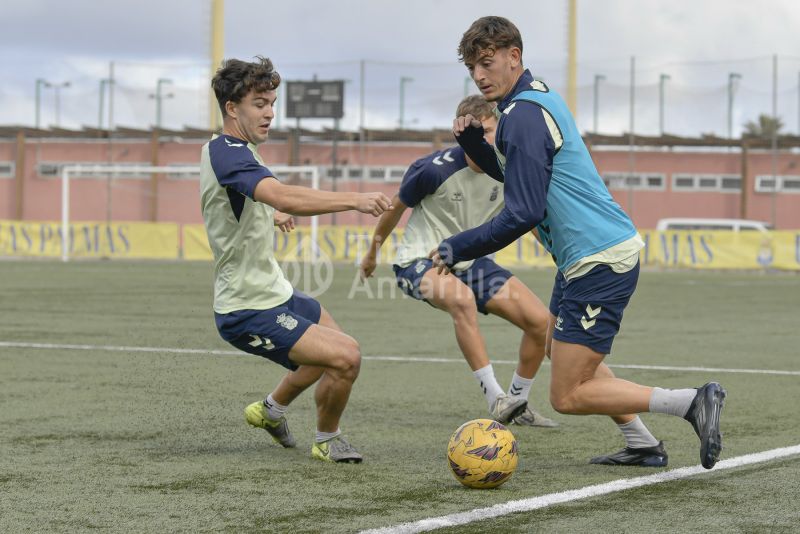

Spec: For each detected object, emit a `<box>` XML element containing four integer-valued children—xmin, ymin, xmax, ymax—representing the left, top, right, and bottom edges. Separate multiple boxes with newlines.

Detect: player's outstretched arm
<box><xmin>360</xmin><ymin>194</ymin><xmax>407</xmax><ymax>279</ymax></box>
<box><xmin>254</xmin><ymin>178</ymin><xmax>392</xmax><ymax>217</ymax></box>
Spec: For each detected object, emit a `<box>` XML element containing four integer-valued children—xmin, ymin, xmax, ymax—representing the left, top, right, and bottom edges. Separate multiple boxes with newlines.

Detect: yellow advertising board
<box><xmin>2</xmin><ymin>220</ymin><xmax>799</xmax><ymax>270</ymax></box>
<box><xmin>183</xmin><ymin>224</ymin><xmax>800</xmax><ymax>271</ymax></box>
<box><xmin>0</xmin><ymin>220</ymin><xmax>179</xmax><ymax>259</ymax></box>
<box><xmin>638</xmin><ymin>230</ymin><xmax>800</xmax><ymax>271</ymax></box>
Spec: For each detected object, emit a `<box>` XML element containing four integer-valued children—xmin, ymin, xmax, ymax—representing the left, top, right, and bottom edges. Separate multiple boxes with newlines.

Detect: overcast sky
<box><xmin>2</xmin><ymin>0</ymin><xmax>799</xmax><ymax>136</ymax></box>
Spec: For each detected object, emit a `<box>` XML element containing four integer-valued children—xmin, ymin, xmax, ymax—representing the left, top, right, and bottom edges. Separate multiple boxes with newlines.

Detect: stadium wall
<box><xmin>0</xmin><ymin>134</ymin><xmax>799</xmax><ymax>229</ymax></box>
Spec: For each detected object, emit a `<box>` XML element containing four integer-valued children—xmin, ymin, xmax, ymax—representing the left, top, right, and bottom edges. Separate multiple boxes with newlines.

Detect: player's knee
<box><xmin>524</xmin><ymin>313</ymin><xmax>549</xmax><ymax>344</ymax></box>
<box><xmin>549</xmin><ymin>390</ymin><xmax>576</xmax><ymax>414</ymax></box>
<box><xmin>447</xmin><ymin>294</ymin><xmax>477</xmax><ymax>320</ymax></box>
<box><xmin>333</xmin><ymin>337</ymin><xmax>361</xmax><ymax>381</ymax></box>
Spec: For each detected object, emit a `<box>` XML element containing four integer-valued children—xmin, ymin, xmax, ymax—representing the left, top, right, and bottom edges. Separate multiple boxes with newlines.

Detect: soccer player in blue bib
<box><xmin>201</xmin><ymin>57</ymin><xmax>393</xmax><ymax>463</ymax></box>
<box><xmin>432</xmin><ymin>17</ymin><xmax>726</xmax><ymax>469</ymax></box>
<box><xmin>361</xmin><ymin>95</ymin><xmax>558</xmax><ymax>429</ymax></box>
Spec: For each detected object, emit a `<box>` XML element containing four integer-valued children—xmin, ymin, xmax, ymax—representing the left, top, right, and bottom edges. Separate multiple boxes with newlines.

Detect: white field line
<box><xmin>1</xmin><ymin>341</ymin><xmax>799</xmax><ymax>377</ymax></box>
<box><xmin>359</xmin><ymin>444</ymin><xmax>800</xmax><ymax>534</ymax></box>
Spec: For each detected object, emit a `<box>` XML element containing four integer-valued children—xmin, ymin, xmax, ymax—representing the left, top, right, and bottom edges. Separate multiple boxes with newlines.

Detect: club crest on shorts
<box><xmin>276</xmin><ymin>313</ymin><xmax>298</xmax><ymax>331</ymax></box>
<box><xmin>415</xmin><ymin>260</ymin><xmax>427</xmax><ymax>274</ymax></box>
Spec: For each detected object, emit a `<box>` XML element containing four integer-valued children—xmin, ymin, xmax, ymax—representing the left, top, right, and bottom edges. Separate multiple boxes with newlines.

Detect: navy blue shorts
<box><xmin>214</xmin><ymin>290</ymin><xmax>322</xmax><ymax>371</ymax></box>
<box><xmin>548</xmin><ymin>262</ymin><xmax>640</xmax><ymax>355</ymax></box>
<box><xmin>393</xmin><ymin>257</ymin><xmax>513</xmax><ymax>315</ymax></box>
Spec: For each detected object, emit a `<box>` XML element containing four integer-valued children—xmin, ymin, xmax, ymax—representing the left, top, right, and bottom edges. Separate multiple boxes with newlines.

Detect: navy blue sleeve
<box><xmin>398</xmin><ymin>149</ymin><xmax>462</xmax><ymax>207</ymax></box>
<box><xmin>439</xmin><ymin>102</ymin><xmax>555</xmax><ymax>265</ymax></box>
<box><xmin>208</xmin><ymin>135</ymin><xmax>274</xmax><ymax>199</ymax></box>
<box><xmin>454</xmin><ymin>125</ymin><xmax>504</xmax><ymax>181</ymax></box>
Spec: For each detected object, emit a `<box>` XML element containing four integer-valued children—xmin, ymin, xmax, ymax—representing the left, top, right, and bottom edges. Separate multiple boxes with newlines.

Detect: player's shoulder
<box><xmin>497</xmin><ymin>96</ymin><xmax>557</xmax><ymax>145</ymax></box>
<box><xmin>208</xmin><ymin>134</ymin><xmax>260</xmax><ymax>170</ymax></box>
<box><xmin>413</xmin><ymin>146</ymin><xmax>467</xmax><ymax>177</ymax></box>
<box><xmin>399</xmin><ymin>146</ymin><xmax>468</xmax><ymax>206</ymax></box>
<box><xmin>209</xmin><ymin>134</ymin><xmax>253</xmax><ymax>158</ymax></box>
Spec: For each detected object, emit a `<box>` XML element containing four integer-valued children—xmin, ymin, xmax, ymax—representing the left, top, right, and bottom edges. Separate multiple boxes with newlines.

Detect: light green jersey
<box><xmin>394</xmin><ymin>147</ymin><xmax>504</xmax><ymax>272</ymax></box>
<box><xmin>200</xmin><ymin>134</ymin><xmax>293</xmax><ymax>313</ymax></box>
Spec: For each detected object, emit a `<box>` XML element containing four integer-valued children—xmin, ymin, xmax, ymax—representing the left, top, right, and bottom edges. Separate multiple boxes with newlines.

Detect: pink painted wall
<box><xmin>1</xmin><ymin>136</ymin><xmax>798</xmax><ymax>229</ymax></box>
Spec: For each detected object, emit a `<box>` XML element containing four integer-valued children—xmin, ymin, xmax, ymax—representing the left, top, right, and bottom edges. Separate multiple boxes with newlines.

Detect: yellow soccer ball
<box><xmin>446</xmin><ymin>418</ymin><xmax>519</xmax><ymax>489</ymax></box>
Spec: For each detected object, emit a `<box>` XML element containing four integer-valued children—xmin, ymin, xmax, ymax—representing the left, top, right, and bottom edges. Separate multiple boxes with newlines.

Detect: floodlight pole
<box><xmin>35</xmin><ymin>79</ymin><xmax>51</xmax><ymax>129</ymax></box>
<box><xmin>659</xmin><ymin>73</ymin><xmax>671</xmax><ymax>136</ymax></box>
<box><xmin>150</xmin><ymin>78</ymin><xmax>174</xmax><ymax>129</ymax></box>
<box><xmin>98</xmin><ymin>78</ymin><xmax>112</xmax><ymax>130</ymax></box>
<box><xmin>593</xmin><ymin>74</ymin><xmax>605</xmax><ymax>133</ymax></box>
<box><xmin>727</xmin><ymin>73</ymin><xmax>742</xmax><ymax>139</ymax></box>
<box><xmin>399</xmin><ymin>76</ymin><xmax>413</xmax><ymax>129</ymax></box>
<box><xmin>52</xmin><ymin>81</ymin><xmax>71</xmax><ymax>128</ymax></box>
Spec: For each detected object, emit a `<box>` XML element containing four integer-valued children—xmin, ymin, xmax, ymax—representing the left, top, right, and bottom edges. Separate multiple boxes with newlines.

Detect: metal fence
<box><xmin>9</xmin><ymin>55</ymin><xmax>800</xmax><ymax>138</ymax></box>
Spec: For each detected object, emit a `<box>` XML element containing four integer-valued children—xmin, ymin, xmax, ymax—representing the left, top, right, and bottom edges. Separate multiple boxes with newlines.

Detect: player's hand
<box><xmin>274</xmin><ymin>211</ymin><xmax>295</xmax><ymax>232</ymax></box>
<box><xmin>453</xmin><ymin>114</ymin><xmax>484</xmax><ymax>139</ymax></box>
<box><xmin>428</xmin><ymin>247</ymin><xmax>452</xmax><ymax>276</ymax></box>
<box><xmin>356</xmin><ymin>192</ymin><xmax>393</xmax><ymax>216</ymax></box>
<box><xmin>359</xmin><ymin>253</ymin><xmax>377</xmax><ymax>280</ymax></box>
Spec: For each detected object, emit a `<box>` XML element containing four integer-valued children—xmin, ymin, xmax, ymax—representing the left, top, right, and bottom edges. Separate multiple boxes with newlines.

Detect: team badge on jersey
<box><xmin>490</xmin><ymin>185</ymin><xmax>499</xmax><ymax>201</ymax></box>
<box><xmin>451</xmin><ymin>191</ymin><xmax>464</xmax><ymax>202</ymax></box>
<box><xmin>276</xmin><ymin>313</ymin><xmax>298</xmax><ymax>331</ymax></box>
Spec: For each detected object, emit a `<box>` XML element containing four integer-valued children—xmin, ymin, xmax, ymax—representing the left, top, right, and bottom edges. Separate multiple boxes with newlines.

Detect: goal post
<box><xmin>59</xmin><ymin>164</ymin><xmax>320</xmax><ymax>262</ymax></box>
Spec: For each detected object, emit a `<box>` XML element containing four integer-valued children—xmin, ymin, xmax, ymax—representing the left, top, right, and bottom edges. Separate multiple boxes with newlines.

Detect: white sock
<box><xmin>649</xmin><ymin>387</ymin><xmax>697</xmax><ymax>418</ymax></box>
<box><xmin>618</xmin><ymin>416</ymin><xmax>660</xmax><ymax>448</ymax></box>
<box><xmin>315</xmin><ymin>428</ymin><xmax>341</xmax><ymax>443</ymax></box>
<box><xmin>473</xmin><ymin>364</ymin><xmax>504</xmax><ymax>410</ymax></box>
<box><xmin>507</xmin><ymin>372</ymin><xmax>534</xmax><ymax>400</ymax></box>
<box><xmin>264</xmin><ymin>394</ymin><xmax>287</xmax><ymax>421</ymax></box>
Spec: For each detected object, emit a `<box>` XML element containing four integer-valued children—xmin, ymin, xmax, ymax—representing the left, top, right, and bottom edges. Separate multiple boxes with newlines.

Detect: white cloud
<box><xmin>1</xmin><ymin>0</ymin><xmax>799</xmax><ymax>134</ymax></box>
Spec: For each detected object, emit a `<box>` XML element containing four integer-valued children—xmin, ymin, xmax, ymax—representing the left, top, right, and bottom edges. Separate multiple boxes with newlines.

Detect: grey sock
<box><xmin>618</xmin><ymin>416</ymin><xmax>660</xmax><ymax>448</ymax></box>
<box><xmin>649</xmin><ymin>387</ymin><xmax>696</xmax><ymax>418</ymax></box>
<box><xmin>315</xmin><ymin>428</ymin><xmax>341</xmax><ymax>444</ymax></box>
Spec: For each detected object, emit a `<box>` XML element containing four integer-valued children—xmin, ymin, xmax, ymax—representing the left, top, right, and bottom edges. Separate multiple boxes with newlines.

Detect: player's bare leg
<box><xmin>419</xmin><ymin>269</ymin><xmax>526</xmax><ymax>423</ymax></box>
<box><xmin>289</xmin><ymin>306</ymin><xmax>363</xmax><ymax>463</ymax></box>
<box><xmin>485</xmin><ymin>277</ymin><xmax>557</xmax><ymax>427</ymax></box>
<box><xmin>289</xmin><ymin>321</ymin><xmax>360</xmax><ymax>432</ymax></box>
<box><xmin>549</xmin><ymin>339</ymin><xmax>667</xmax><ymax>466</ymax></box>
<box><xmin>544</xmin><ymin>312</ymin><xmax>634</xmax><ymax>424</ymax></box>
<box><xmin>549</xmin><ymin>340</ymin><xmax>652</xmax><ymax>415</ymax></box>
<box><xmin>419</xmin><ymin>269</ymin><xmax>488</xmax><ymax>370</ymax></box>
<box><xmin>269</xmin><ymin>307</ymin><xmax>341</xmax><ymax>407</ymax></box>
<box><xmin>485</xmin><ymin>277</ymin><xmax>548</xmax><ymax>378</ymax></box>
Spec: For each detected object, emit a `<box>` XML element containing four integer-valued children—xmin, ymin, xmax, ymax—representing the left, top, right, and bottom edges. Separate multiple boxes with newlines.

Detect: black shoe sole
<box><xmin>699</xmin><ymin>384</ymin><xmax>726</xmax><ymax>469</ymax></box>
<box><xmin>496</xmin><ymin>400</ymin><xmax>528</xmax><ymax>424</ymax></box>
<box><xmin>590</xmin><ymin>441</ymin><xmax>668</xmax><ymax>467</ymax></box>
<box><xmin>590</xmin><ymin>457</ymin><xmax>668</xmax><ymax>467</ymax></box>
<box><xmin>334</xmin><ymin>458</ymin><xmax>363</xmax><ymax>464</ymax></box>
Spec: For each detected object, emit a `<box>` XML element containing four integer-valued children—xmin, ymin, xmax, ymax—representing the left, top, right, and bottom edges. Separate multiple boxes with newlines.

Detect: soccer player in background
<box><xmin>201</xmin><ymin>57</ymin><xmax>393</xmax><ymax>463</ymax></box>
<box><xmin>432</xmin><ymin>17</ymin><xmax>726</xmax><ymax>468</ymax></box>
<box><xmin>360</xmin><ymin>94</ymin><xmax>558</xmax><ymax>429</ymax></box>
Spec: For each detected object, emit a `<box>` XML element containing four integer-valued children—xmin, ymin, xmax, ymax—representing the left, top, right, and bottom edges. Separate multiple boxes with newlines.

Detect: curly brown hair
<box><xmin>458</xmin><ymin>16</ymin><xmax>523</xmax><ymax>65</ymax></box>
<box><xmin>211</xmin><ymin>56</ymin><xmax>281</xmax><ymax>116</ymax></box>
